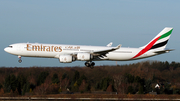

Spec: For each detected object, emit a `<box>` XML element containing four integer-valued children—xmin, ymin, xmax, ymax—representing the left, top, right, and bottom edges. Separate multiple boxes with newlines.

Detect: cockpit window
<box><xmin>8</xmin><ymin>46</ymin><xmax>13</xmax><ymax>48</ymax></box>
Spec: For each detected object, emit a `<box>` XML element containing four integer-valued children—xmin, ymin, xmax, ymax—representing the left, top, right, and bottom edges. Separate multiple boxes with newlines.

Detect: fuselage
<box><xmin>4</xmin><ymin>43</ymin><xmax>157</xmax><ymax>61</ymax></box>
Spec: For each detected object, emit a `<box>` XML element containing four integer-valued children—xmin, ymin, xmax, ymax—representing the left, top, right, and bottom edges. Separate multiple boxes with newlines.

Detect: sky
<box><xmin>0</xmin><ymin>0</ymin><xmax>180</xmax><ymax>67</ymax></box>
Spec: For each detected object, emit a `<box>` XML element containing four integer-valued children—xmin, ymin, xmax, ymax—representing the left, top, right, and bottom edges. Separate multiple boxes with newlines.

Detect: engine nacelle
<box><xmin>77</xmin><ymin>53</ymin><xmax>93</xmax><ymax>61</ymax></box>
<box><xmin>59</xmin><ymin>55</ymin><xmax>75</xmax><ymax>63</ymax></box>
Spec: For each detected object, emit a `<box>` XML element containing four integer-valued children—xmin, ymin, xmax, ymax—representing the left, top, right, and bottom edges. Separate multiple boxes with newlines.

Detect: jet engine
<box><xmin>59</xmin><ymin>55</ymin><xmax>75</xmax><ymax>63</ymax></box>
<box><xmin>77</xmin><ymin>53</ymin><xmax>93</xmax><ymax>61</ymax></box>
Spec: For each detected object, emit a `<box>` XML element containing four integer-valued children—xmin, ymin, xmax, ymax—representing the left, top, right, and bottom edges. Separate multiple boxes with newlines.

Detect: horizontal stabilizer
<box><xmin>154</xmin><ymin>49</ymin><xmax>174</xmax><ymax>54</ymax></box>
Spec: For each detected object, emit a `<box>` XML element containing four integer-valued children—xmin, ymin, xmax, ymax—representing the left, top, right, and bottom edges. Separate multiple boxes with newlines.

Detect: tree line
<box><xmin>0</xmin><ymin>60</ymin><xmax>180</xmax><ymax>96</ymax></box>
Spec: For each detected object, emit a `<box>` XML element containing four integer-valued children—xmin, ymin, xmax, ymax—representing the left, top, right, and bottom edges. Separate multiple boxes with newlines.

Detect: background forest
<box><xmin>0</xmin><ymin>60</ymin><xmax>180</xmax><ymax>96</ymax></box>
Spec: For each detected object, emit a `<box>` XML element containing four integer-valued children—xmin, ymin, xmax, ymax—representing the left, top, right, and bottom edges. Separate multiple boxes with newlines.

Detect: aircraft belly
<box><xmin>107</xmin><ymin>52</ymin><xmax>133</xmax><ymax>61</ymax></box>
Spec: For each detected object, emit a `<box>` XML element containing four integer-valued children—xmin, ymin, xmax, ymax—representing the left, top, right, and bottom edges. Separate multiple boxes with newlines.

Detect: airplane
<box><xmin>4</xmin><ymin>27</ymin><xmax>173</xmax><ymax>69</ymax></box>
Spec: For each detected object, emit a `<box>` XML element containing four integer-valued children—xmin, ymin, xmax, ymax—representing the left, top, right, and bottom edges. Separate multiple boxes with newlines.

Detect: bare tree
<box><xmin>34</xmin><ymin>77</ymin><xmax>51</xmax><ymax>95</ymax></box>
<box><xmin>113</xmin><ymin>74</ymin><xmax>127</xmax><ymax>94</ymax></box>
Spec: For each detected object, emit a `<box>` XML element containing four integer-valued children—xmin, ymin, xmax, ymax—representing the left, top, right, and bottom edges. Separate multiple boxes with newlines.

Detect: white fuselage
<box><xmin>4</xmin><ymin>43</ymin><xmax>157</xmax><ymax>61</ymax></box>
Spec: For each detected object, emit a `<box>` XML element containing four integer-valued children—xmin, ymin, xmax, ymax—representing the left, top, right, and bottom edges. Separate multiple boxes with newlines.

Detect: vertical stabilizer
<box><xmin>132</xmin><ymin>27</ymin><xmax>173</xmax><ymax>59</ymax></box>
<box><xmin>140</xmin><ymin>27</ymin><xmax>173</xmax><ymax>50</ymax></box>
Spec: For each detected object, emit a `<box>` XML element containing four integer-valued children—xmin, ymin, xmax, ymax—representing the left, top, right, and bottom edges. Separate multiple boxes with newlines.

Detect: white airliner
<box><xmin>4</xmin><ymin>27</ymin><xmax>173</xmax><ymax>68</ymax></box>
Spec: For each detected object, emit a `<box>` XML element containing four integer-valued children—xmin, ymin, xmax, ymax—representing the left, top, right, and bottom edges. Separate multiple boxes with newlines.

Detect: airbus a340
<box><xmin>4</xmin><ymin>27</ymin><xmax>173</xmax><ymax>68</ymax></box>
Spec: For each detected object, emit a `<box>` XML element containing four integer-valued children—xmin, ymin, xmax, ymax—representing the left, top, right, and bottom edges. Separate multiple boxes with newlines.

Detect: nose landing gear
<box><xmin>18</xmin><ymin>56</ymin><xmax>22</xmax><ymax>63</ymax></box>
<box><xmin>85</xmin><ymin>61</ymin><xmax>95</xmax><ymax>69</ymax></box>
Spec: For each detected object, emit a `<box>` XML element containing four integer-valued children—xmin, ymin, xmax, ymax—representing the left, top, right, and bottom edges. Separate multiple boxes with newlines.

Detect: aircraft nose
<box><xmin>4</xmin><ymin>47</ymin><xmax>10</xmax><ymax>53</ymax></box>
<box><xmin>4</xmin><ymin>47</ymin><xmax>8</xmax><ymax>52</ymax></box>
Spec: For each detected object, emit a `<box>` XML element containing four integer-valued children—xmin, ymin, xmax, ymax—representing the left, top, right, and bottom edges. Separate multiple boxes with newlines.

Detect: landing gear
<box><xmin>18</xmin><ymin>56</ymin><xmax>22</xmax><ymax>63</ymax></box>
<box><xmin>85</xmin><ymin>61</ymin><xmax>95</xmax><ymax>69</ymax></box>
<box><xmin>18</xmin><ymin>59</ymin><xmax>22</xmax><ymax>63</ymax></box>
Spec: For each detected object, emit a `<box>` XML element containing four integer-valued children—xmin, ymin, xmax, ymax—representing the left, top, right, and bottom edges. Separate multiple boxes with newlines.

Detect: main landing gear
<box><xmin>85</xmin><ymin>61</ymin><xmax>95</xmax><ymax>69</ymax></box>
<box><xmin>18</xmin><ymin>56</ymin><xmax>22</xmax><ymax>63</ymax></box>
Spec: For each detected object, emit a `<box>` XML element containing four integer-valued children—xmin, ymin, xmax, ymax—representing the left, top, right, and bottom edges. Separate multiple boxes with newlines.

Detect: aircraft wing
<box><xmin>92</xmin><ymin>44</ymin><xmax>121</xmax><ymax>56</ymax></box>
<box><xmin>71</xmin><ymin>44</ymin><xmax>121</xmax><ymax>58</ymax></box>
<box><xmin>107</xmin><ymin>42</ymin><xmax>113</xmax><ymax>47</ymax></box>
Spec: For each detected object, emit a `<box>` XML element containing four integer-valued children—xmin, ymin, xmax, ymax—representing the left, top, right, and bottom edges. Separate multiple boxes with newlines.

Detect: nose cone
<box><xmin>4</xmin><ymin>46</ymin><xmax>18</xmax><ymax>55</ymax></box>
<box><xmin>4</xmin><ymin>47</ymin><xmax>11</xmax><ymax>53</ymax></box>
<box><xmin>4</xmin><ymin>47</ymin><xmax>8</xmax><ymax>52</ymax></box>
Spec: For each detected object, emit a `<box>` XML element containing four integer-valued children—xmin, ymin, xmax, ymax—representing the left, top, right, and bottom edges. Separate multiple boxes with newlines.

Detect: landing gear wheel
<box><xmin>85</xmin><ymin>61</ymin><xmax>95</xmax><ymax>69</ymax></box>
<box><xmin>85</xmin><ymin>62</ymin><xmax>90</xmax><ymax>67</ymax></box>
<box><xmin>91</xmin><ymin>62</ymin><xmax>95</xmax><ymax>66</ymax></box>
<box><xmin>18</xmin><ymin>59</ymin><xmax>22</xmax><ymax>63</ymax></box>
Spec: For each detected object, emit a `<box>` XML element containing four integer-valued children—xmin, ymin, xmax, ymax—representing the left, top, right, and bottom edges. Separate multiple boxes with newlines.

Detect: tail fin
<box><xmin>132</xmin><ymin>27</ymin><xmax>173</xmax><ymax>59</ymax></box>
<box><xmin>140</xmin><ymin>27</ymin><xmax>173</xmax><ymax>50</ymax></box>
